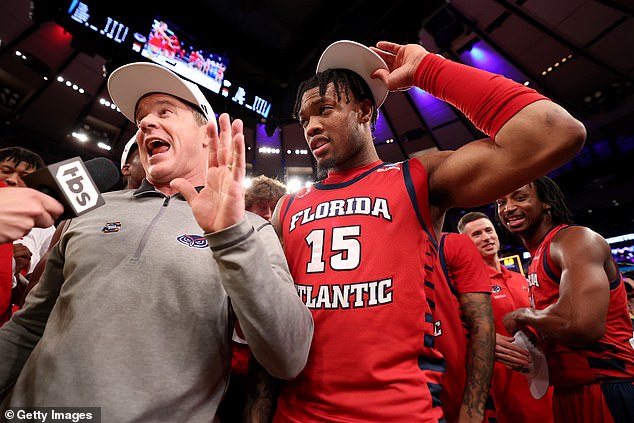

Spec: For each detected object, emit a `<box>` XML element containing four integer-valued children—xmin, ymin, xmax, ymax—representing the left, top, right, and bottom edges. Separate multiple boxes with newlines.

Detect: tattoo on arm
<box><xmin>459</xmin><ymin>292</ymin><xmax>495</xmax><ymax>420</ymax></box>
<box><xmin>243</xmin><ymin>354</ymin><xmax>282</xmax><ymax>423</ymax></box>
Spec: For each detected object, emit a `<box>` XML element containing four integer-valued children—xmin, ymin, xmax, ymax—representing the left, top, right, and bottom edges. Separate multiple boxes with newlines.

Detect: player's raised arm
<box><xmin>372</xmin><ymin>41</ymin><xmax>586</xmax><ymax>209</ymax></box>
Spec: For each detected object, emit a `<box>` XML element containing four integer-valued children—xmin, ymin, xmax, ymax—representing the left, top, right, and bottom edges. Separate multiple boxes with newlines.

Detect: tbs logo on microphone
<box><xmin>56</xmin><ymin>159</ymin><xmax>103</xmax><ymax>214</ymax></box>
<box><xmin>24</xmin><ymin>157</ymin><xmax>107</xmax><ymax>220</ymax></box>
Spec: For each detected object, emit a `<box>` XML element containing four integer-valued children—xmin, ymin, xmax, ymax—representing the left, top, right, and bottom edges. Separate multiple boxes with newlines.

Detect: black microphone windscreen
<box><xmin>84</xmin><ymin>157</ymin><xmax>122</xmax><ymax>193</ymax></box>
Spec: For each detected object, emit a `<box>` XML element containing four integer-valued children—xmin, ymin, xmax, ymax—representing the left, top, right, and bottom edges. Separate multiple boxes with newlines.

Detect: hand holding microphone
<box><xmin>22</xmin><ymin>156</ymin><xmax>121</xmax><ymax>222</ymax></box>
<box><xmin>0</xmin><ymin>187</ymin><xmax>64</xmax><ymax>243</ymax></box>
<box><xmin>0</xmin><ymin>156</ymin><xmax>121</xmax><ymax>243</ymax></box>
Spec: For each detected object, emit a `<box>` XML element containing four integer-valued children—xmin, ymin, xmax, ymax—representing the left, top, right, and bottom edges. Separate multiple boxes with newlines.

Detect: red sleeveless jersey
<box><xmin>528</xmin><ymin>224</ymin><xmax>634</xmax><ymax>386</ymax></box>
<box><xmin>434</xmin><ymin>232</ymin><xmax>491</xmax><ymax>422</ymax></box>
<box><xmin>275</xmin><ymin>160</ymin><xmax>444</xmax><ymax>422</ymax></box>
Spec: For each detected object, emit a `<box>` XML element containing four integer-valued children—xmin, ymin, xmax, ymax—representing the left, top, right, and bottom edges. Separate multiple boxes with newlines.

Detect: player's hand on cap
<box><xmin>370</xmin><ymin>42</ymin><xmax>430</xmax><ymax>92</ymax></box>
<box><xmin>502</xmin><ymin>308</ymin><xmax>524</xmax><ymax>335</ymax></box>
<box><xmin>171</xmin><ymin>113</ymin><xmax>246</xmax><ymax>233</ymax></box>
<box><xmin>0</xmin><ymin>187</ymin><xmax>64</xmax><ymax>243</ymax></box>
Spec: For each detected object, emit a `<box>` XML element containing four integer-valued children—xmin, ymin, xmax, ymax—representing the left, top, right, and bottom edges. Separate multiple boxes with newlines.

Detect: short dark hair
<box><xmin>531</xmin><ymin>176</ymin><xmax>573</xmax><ymax>225</ymax></box>
<box><xmin>293</xmin><ymin>69</ymin><xmax>378</xmax><ymax>130</ymax></box>
<box><xmin>245</xmin><ymin>175</ymin><xmax>287</xmax><ymax>209</ymax></box>
<box><xmin>0</xmin><ymin>146</ymin><xmax>45</xmax><ymax>170</ymax></box>
<box><xmin>457</xmin><ymin>211</ymin><xmax>491</xmax><ymax>233</ymax></box>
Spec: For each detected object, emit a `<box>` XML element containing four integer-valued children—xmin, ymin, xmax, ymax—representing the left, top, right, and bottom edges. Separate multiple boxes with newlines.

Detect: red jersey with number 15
<box><xmin>275</xmin><ymin>160</ymin><xmax>444</xmax><ymax>423</ymax></box>
<box><xmin>528</xmin><ymin>224</ymin><xmax>634</xmax><ymax>386</ymax></box>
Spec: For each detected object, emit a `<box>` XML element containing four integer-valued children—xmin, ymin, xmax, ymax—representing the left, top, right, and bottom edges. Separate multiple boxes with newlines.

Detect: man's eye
<box><xmin>320</xmin><ymin>105</ymin><xmax>332</xmax><ymax>114</ymax></box>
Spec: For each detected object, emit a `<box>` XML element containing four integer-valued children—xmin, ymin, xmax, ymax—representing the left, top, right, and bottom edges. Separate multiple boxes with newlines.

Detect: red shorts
<box><xmin>553</xmin><ymin>381</ymin><xmax>634</xmax><ymax>423</ymax></box>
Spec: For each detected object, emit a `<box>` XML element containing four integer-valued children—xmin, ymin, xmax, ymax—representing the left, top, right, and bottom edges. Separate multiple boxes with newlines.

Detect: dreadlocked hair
<box><xmin>293</xmin><ymin>68</ymin><xmax>378</xmax><ymax>130</ymax></box>
<box><xmin>531</xmin><ymin>176</ymin><xmax>573</xmax><ymax>225</ymax></box>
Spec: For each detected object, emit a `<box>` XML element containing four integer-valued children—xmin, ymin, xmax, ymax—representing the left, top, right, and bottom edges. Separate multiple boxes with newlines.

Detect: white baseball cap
<box><xmin>120</xmin><ymin>132</ymin><xmax>139</xmax><ymax>170</ymax></box>
<box><xmin>316</xmin><ymin>40</ymin><xmax>389</xmax><ymax>108</ymax></box>
<box><xmin>107</xmin><ymin>62</ymin><xmax>214</xmax><ymax>123</ymax></box>
<box><xmin>513</xmin><ymin>330</ymin><xmax>550</xmax><ymax>399</ymax></box>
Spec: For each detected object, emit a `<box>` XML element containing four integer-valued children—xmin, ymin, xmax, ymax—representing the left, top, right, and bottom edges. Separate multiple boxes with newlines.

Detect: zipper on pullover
<box><xmin>130</xmin><ymin>195</ymin><xmax>171</xmax><ymax>262</ymax></box>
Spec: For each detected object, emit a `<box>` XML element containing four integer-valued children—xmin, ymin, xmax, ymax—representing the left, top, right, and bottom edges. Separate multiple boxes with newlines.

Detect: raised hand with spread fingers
<box><xmin>171</xmin><ymin>113</ymin><xmax>246</xmax><ymax>234</ymax></box>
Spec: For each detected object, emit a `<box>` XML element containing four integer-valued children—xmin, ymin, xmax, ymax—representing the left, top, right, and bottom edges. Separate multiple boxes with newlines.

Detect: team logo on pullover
<box><xmin>177</xmin><ymin>234</ymin><xmax>209</xmax><ymax>248</ymax></box>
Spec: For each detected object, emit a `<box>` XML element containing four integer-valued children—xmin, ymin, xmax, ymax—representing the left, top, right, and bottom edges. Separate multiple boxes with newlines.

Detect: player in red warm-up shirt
<box><xmin>459</xmin><ymin>211</ymin><xmax>554</xmax><ymax>423</ymax></box>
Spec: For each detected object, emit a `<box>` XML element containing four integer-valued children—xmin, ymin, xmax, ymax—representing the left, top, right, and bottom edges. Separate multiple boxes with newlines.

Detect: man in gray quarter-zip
<box><xmin>0</xmin><ymin>62</ymin><xmax>313</xmax><ymax>422</ymax></box>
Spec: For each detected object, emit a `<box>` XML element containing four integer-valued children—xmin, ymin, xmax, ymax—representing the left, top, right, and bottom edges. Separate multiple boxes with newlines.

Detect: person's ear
<box><xmin>200</xmin><ymin>122</ymin><xmax>212</xmax><ymax>149</ymax></box>
<box><xmin>121</xmin><ymin>164</ymin><xmax>131</xmax><ymax>177</ymax></box>
<box><xmin>359</xmin><ymin>99</ymin><xmax>373</xmax><ymax>124</ymax></box>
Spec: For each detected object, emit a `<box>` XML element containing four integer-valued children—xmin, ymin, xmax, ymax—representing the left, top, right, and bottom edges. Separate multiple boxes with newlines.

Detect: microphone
<box><xmin>83</xmin><ymin>157</ymin><xmax>122</xmax><ymax>192</ymax></box>
<box><xmin>22</xmin><ymin>156</ymin><xmax>121</xmax><ymax>221</ymax></box>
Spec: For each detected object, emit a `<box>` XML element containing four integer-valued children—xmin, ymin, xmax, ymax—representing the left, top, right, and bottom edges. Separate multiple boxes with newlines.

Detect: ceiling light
<box><xmin>540</xmin><ymin>53</ymin><xmax>573</xmax><ymax>78</ymax></box>
<box><xmin>258</xmin><ymin>147</ymin><xmax>280</xmax><ymax>154</ymax></box>
<box><xmin>72</xmin><ymin>131</ymin><xmax>89</xmax><ymax>142</ymax></box>
<box><xmin>57</xmin><ymin>76</ymin><xmax>87</xmax><ymax>95</ymax></box>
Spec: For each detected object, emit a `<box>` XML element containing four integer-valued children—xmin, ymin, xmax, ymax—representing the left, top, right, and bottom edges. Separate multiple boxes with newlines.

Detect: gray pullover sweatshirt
<box><xmin>0</xmin><ymin>183</ymin><xmax>313</xmax><ymax>422</ymax></box>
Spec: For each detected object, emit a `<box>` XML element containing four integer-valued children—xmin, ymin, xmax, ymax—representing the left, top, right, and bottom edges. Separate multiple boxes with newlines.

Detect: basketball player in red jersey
<box><xmin>261</xmin><ymin>39</ymin><xmax>585</xmax><ymax>422</ymax></box>
<box><xmin>433</xmin><ymin>232</ymin><xmax>496</xmax><ymax>423</ymax></box>
<box><xmin>499</xmin><ymin>176</ymin><xmax>634</xmax><ymax>423</ymax></box>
